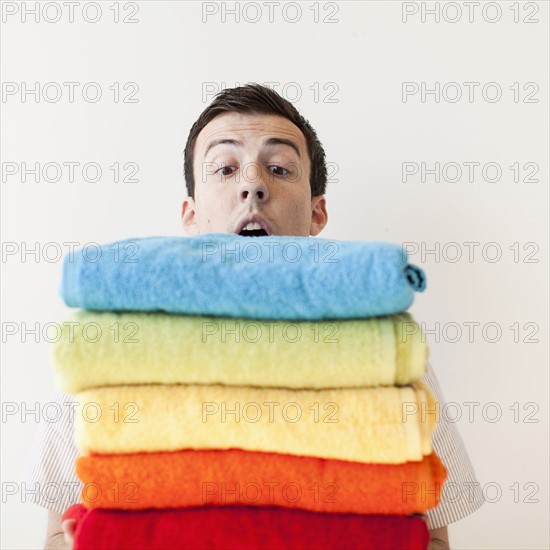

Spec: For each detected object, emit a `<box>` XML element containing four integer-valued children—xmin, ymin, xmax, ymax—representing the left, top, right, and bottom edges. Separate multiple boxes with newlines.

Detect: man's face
<box><xmin>181</xmin><ymin>112</ymin><xmax>327</xmax><ymax>237</ymax></box>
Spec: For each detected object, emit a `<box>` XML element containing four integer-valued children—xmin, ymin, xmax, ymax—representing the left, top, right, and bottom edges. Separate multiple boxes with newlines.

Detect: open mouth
<box><xmin>239</xmin><ymin>228</ymin><xmax>269</xmax><ymax>237</ymax></box>
<box><xmin>237</xmin><ymin>220</ymin><xmax>270</xmax><ymax>237</ymax></box>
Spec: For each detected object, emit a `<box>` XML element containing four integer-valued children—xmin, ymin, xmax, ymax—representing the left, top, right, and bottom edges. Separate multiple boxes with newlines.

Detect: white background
<box><xmin>1</xmin><ymin>1</ymin><xmax>548</xmax><ymax>549</ymax></box>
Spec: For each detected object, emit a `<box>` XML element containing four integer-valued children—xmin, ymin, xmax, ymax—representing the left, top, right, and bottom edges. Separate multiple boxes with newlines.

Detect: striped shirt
<box><xmin>21</xmin><ymin>361</ymin><xmax>485</xmax><ymax>530</ymax></box>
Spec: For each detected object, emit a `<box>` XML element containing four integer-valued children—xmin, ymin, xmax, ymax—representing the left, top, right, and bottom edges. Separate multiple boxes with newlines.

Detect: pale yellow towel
<box><xmin>52</xmin><ymin>311</ymin><xmax>428</xmax><ymax>392</ymax></box>
<box><xmin>74</xmin><ymin>382</ymin><xmax>436</xmax><ymax>464</ymax></box>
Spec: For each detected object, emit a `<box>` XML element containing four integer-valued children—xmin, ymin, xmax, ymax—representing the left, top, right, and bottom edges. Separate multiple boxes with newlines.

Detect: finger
<box><xmin>62</xmin><ymin>519</ymin><xmax>76</xmax><ymax>544</ymax></box>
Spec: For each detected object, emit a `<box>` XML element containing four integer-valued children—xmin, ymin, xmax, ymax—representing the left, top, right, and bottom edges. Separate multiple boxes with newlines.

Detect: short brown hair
<box><xmin>184</xmin><ymin>83</ymin><xmax>327</xmax><ymax>198</ymax></box>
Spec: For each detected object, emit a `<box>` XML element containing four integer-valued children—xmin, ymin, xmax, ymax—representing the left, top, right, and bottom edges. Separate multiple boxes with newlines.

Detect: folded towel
<box><xmin>61</xmin><ymin>234</ymin><xmax>426</xmax><ymax>320</ymax></box>
<box><xmin>74</xmin><ymin>382</ymin><xmax>435</xmax><ymax>463</ymax></box>
<box><xmin>76</xmin><ymin>448</ymin><xmax>447</xmax><ymax>514</ymax></box>
<box><xmin>63</xmin><ymin>504</ymin><xmax>430</xmax><ymax>550</ymax></box>
<box><xmin>52</xmin><ymin>310</ymin><xmax>428</xmax><ymax>393</ymax></box>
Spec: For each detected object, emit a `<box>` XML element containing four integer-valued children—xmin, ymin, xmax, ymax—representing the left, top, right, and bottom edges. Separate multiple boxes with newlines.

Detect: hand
<box><xmin>424</xmin><ymin>515</ymin><xmax>451</xmax><ymax>550</ymax></box>
<box><xmin>61</xmin><ymin>518</ymin><xmax>76</xmax><ymax>548</ymax></box>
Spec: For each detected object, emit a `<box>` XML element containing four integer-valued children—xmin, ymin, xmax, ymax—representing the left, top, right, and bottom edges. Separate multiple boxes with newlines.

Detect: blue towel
<box><xmin>61</xmin><ymin>234</ymin><xmax>426</xmax><ymax>320</ymax></box>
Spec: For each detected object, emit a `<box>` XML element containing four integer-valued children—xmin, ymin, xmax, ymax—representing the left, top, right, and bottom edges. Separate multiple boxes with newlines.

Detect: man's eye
<box><xmin>216</xmin><ymin>165</ymin><xmax>236</xmax><ymax>176</ymax></box>
<box><xmin>268</xmin><ymin>165</ymin><xmax>290</xmax><ymax>176</ymax></box>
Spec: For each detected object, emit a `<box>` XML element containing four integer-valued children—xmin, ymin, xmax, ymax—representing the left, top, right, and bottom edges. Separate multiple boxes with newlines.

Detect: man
<box><xmin>27</xmin><ymin>83</ymin><xmax>484</xmax><ymax>549</ymax></box>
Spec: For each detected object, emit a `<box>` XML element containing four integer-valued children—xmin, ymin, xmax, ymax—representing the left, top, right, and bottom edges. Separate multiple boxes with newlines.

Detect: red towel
<box><xmin>76</xmin><ymin>448</ymin><xmax>446</xmax><ymax>514</ymax></box>
<box><xmin>63</xmin><ymin>504</ymin><xmax>429</xmax><ymax>550</ymax></box>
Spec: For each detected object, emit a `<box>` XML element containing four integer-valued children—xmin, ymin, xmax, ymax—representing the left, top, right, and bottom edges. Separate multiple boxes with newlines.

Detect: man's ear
<box><xmin>181</xmin><ymin>196</ymin><xmax>198</xmax><ymax>235</ymax></box>
<box><xmin>309</xmin><ymin>195</ymin><xmax>328</xmax><ymax>236</ymax></box>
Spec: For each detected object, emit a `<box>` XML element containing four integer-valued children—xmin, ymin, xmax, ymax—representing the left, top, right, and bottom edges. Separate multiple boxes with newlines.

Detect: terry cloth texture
<box><xmin>62</xmin><ymin>504</ymin><xmax>430</xmax><ymax>550</ymax></box>
<box><xmin>74</xmin><ymin>382</ymin><xmax>436</xmax><ymax>463</ymax></box>
<box><xmin>21</xmin><ymin>364</ymin><xmax>486</xmax><ymax>529</ymax></box>
<box><xmin>76</xmin><ymin>448</ymin><xmax>447</xmax><ymax>514</ymax></box>
<box><xmin>52</xmin><ymin>310</ymin><xmax>428</xmax><ymax>393</ymax></box>
<box><xmin>61</xmin><ymin>234</ymin><xmax>426</xmax><ymax>320</ymax></box>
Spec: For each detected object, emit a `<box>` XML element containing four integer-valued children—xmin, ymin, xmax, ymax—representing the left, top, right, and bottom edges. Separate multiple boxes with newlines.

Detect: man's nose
<box><xmin>238</xmin><ymin>164</ymin><xmax>270</xmax><ymax>203</ymax></box>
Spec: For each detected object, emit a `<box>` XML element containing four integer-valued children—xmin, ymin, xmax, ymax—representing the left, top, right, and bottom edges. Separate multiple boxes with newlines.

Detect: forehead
<box><xmin>195</xmin><ymin>112</ymin><xmax>307</xmax><ymax>156</ymax></box>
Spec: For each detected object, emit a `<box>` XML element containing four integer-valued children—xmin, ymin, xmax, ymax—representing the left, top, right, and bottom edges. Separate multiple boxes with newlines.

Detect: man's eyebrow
<box><xmin>204</xmin><ymin>138</ymin><xmax>241</xmax><ymax>158</ymax></box>
<box><xmin>264</xmin><ymin>137</ymin><xmax>301</xmax><ymax>159</ymax></box>
<box><xmin>204</xmin><ymin>137</ymin><xmax>302</xmax><ymax>159</ymax></box>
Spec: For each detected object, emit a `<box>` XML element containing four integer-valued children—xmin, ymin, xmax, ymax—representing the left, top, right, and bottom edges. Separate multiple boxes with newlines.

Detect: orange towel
<box><xmin>77</xmin><ymin>449</ymin><xmax>446</xmax><ymax>515</ymax></box>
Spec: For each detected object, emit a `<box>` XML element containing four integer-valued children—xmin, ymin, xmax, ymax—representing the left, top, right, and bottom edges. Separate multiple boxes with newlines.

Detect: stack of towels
<box><xmin>56</xmin><ymin>233</ymin><xmax>447</xmax><ymax>550</ymax></box>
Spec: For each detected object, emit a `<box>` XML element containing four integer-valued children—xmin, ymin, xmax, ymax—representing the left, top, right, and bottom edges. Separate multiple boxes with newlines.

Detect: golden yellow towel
<box><xmin>52</xmin><ymin>311</ymin><xmax>427</xmax><ymax>392</ymax></box>
<box><xmin>74</xmin><ymin>382</ymin><xmax>436</xmax><ymax>464</ymax></box>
